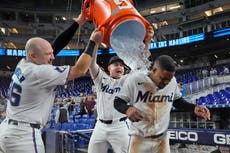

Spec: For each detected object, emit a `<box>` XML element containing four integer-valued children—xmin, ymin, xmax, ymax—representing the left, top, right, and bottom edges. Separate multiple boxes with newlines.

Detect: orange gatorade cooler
<box><xmin>83</xmin><ymin>0</ymin><xmax>151</xmax><ymax>49</ymax></box>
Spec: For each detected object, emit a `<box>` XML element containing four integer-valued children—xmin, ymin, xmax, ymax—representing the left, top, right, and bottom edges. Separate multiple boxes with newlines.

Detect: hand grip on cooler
<box><xmin>142</xmin><ymin>19</ymin><xmax>153</xmax><ymax>42</ymax></box>
<box><xmin>82</xmin><ymin>0</ymin><xmax>92</xmax><ymax>21</ymax></box>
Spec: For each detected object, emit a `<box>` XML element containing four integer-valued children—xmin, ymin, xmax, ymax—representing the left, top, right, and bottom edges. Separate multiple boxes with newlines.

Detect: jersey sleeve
<box><xmin>35</xmin><ymin>64</ymin><xmax>70</xmax><ymax>88</ymax></box>
<box><xmin>52</xmin><ymin>22</ymin><xmax>79</xmax><ymax>56</ymax></box>
<box><xmin>93</xmin><ymin>69</ymin><xmax>107</xmax><ymax>85</ymax></box>
<box><xmin>116</xmin><ymin>74</ymin><xmax>136</xmax><ymax>104</ymax></box>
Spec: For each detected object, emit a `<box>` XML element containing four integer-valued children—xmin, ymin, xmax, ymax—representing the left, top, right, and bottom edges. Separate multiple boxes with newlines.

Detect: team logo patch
<box><xmin>14</xmin><ymin>68</ymin><xmax>25</xmax><ymax>83</ymax></box>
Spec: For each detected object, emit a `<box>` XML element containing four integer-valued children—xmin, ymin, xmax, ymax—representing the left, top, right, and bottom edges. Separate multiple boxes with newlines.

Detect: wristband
<box><xmin>84</xmin><ymin>40</ymin><xmax>96</xmax><ymax>57</ymax></box>
<box><xmin>114</xmin><ymin>97</ymin><xmax>131</xmax><ymax>114</ymax></box>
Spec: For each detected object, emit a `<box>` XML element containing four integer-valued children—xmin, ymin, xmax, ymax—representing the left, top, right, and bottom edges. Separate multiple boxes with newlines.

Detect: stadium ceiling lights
<box><xmin>9</xmin><ymin>28</ymin><xmax>18</xmax><ymax>34</ymax></box>
<box><xmin>149</xmin><ymin>2</ymin><xmax>182</xmax><ymax>15</ymax></box>
<box><xmin>205</xmin><ymin>7</ymin><xmax>223</xmax><ymax>17</ymax></box>
<box><xmin>214</xmin><ymin>54</ymin><xmax>218</xmax><ymax>59</ymax></box>
<box><xmin>0</xmin><ymin>28</ymin><xmax>6</xmax><ymax>34</ymax></box>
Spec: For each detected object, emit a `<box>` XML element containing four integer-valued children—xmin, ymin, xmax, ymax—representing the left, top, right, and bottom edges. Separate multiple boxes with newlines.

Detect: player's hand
<box><xmin>126</xmin><ymin>106</ymin><xmax>144</xmax><ymax>122</ymax></box>
<box><xmin>194</xmin><ymin>105</ymin><xmax>211</xmax><ymax>120</ymax></box>
<box><xmin>144</xmin><ymin>25</ymin><xmax>154</xmax><ymax>45</ymax></box>
<box><xmin>90</xmin><ymin>29</ymin><xmax>103</xmax><ymax>44</ymax></box>
<box><xmin>73</xmin><ymin>12</ymin><xmax>88</xmax><ymax>25</ymax></box>
<box><xmin>142</xmin><ymin>26</ymin><xmax>153</xmax><ymax>57</ymax></box>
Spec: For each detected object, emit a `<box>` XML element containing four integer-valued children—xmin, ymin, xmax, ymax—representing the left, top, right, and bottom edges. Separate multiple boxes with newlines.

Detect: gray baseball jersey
<box><xmin>117</xmin><ymin>71</ymin><xmax>181</xmax><ymax>137</ymax></box>
<box><xmin>7</xmin><ymin>58</ymin><xmax>70</xmax><ymax>126</ymax></box>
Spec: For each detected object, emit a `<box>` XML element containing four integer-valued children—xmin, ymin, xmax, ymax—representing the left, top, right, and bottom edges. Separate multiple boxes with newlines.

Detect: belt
<box><xmin>8</xmin><ymin>119</ymin><xmax>41</xmax><ymax>129</ymax></box>
<box><xmin>145</xmin><ymin>132</ymin><xmax>164</xmax><ymax>139</ymax></box>
<box><xmin>99</xmin><ymin>117</ymin><xmax>127</xmax><ymax>124</ymax></box>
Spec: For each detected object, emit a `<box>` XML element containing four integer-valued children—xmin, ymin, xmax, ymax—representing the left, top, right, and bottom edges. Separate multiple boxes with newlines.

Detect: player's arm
<box><xmin>114</xmin><ymin>96</ymin><xmax>131</xmax><ymax>114</ymax></box>
<box><xmin>67</xmin><ymin>29</ymin><xmax>102</xmax><ymax>81</ymax></box>
<box><xmin>173</xmin><ymin>98</ymin><xmax>211</xmax><ymax>120</ymax></box>
<box><xmin>114</xmin><ymin>96</ymin><xmax>144</xmax><ymax>122</ymax></box>
<box><xmin>89</xmin><ymin>42</ymin><xmax>100</xmax><ymax>79</ymax></box>
<box><xmin>114</xmin><ymin>74</ymin><xmax>145</xmax><ymax>122</ymax></box>
<box><xmin>52</xmin><ymin>13</ymin><xmax>87</xmax><ymax>56</ymax></box>
<box><xmin>143</xmin><ymin>25</ymin><xmax>154</xmax><ymax>56</ymax></box>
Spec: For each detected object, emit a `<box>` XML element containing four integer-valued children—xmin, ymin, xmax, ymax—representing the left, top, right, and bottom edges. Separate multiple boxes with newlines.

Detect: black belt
<box><xmin>8</xmin><ymin>119</ymin><xmax>40</xmax><ymax>129</ymax></box>
<box><xmin>145</xmin><ymin>132</ymin><xmax>164</xmax><ymax>139</ymax></box>
<box><xmin>99</xmin><ymin>117</ymin><xmax>127</xmax><ymax>124</ymax></box>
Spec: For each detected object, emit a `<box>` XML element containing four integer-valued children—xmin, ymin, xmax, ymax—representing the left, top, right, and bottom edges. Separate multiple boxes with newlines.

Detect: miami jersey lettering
<box><xmin>101</xmin><ymin>83</ymin><xmax>121</xmax><ymax>94</ymax></box>
<box><xmin>93</xmin><ymin>69</ymin><xmax>127</xmax><ymax>120</ymax></box>
<box><xmin>135</xmin><ymin>91</ymin><xmax>174</xmax><ymax>103</ymax></box>
<box><xmin>117</xmin><ymin>71</ymin><xmax>181</xmax><ymax>137</ymax></box>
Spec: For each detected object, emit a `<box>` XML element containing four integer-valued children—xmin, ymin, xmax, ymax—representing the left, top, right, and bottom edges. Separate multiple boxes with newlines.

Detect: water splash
<box><xmin>111</xmin><ymin>37</ymin><xmax>151</xmax><ymax>73</ymax></box>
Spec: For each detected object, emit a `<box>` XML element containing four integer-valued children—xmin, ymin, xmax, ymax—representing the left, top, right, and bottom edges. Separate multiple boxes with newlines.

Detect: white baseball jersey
<box><xmin>6</xmin><ymin>58</ymin><xmax>70</xmax><ymax>126</ymax></box>
<box><xmin>117</xmin><ymin>71</ymin><xmax>181</xmax><ymax>137</ymax></box>
<box><xmin>88</xmin><ymin>68</ymin><xmax>130</xmax><ymax>153</ymax></box>
<box><xmin>93</xmin><ymin>69</ymin><xmax>128</xmax><ymax>120</ymax></box>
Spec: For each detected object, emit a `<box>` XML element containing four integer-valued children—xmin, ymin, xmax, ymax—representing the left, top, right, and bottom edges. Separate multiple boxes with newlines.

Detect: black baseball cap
<box><xmin>108</xmin><ymin>56</ymin><xmax>125</xmax><ymax>66</ymax></box>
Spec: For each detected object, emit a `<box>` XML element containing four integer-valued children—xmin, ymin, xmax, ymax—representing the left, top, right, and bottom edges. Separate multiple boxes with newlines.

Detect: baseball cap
<box><xmin>108</xmin><ymin>56</ymin><xmax>125</xmax><ymax>66</ymax></box>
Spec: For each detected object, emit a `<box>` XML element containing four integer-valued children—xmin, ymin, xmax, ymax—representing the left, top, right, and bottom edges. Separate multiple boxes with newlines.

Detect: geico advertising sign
<box><xmin>168</xmin><ymin>129</ymin><xmax>230</xmax><ymax>146</ymax></box>
<box><xmin>214</xmin><ymin>134</ymin><xmax>230</xmax><ymax>145</ymax></box>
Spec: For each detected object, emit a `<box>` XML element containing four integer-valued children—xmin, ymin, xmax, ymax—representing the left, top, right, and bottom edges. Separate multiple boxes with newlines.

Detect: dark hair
<box><xmin>154</xmin><ymin>55</ymin><xmax>176</xmax><ymax>72</ymax></box>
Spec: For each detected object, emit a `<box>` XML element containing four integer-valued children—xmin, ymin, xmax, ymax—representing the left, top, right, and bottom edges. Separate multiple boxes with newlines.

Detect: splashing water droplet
<box><xmin>111</xmin><ymin>37</ymin><xmax>151</xmax><ymax>73</ymax></box>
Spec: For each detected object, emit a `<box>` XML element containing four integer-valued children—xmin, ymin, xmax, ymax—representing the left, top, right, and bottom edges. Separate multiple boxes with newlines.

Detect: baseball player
<box><xmin>88</xmin><ymin>55</ymin><xmax>130</xmax><ymax>153</ymax></box>
<box><xmin>0</xmin><ymin>20</ymin><xmax>102</xmax><ymax>153</ymax></box>
<box><xmin>114</xmin><ymin>55</ymin><xmax>211</xmax><ymax>153</ymax></box>
<box><xmin>88</xmin><ymin>26</ymin><xmax>154</xmax><ymax>153</ymax></box>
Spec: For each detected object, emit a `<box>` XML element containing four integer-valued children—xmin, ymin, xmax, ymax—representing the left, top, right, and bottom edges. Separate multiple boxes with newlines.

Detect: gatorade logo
<box><xmin>114</xmin><ymin>0</ymin><xmax>132</xmax><ymax>9</ymax></box>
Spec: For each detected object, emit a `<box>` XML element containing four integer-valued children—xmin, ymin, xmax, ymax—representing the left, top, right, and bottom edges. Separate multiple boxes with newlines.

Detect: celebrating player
<box><xmin>88</xmin><ymin>26</ymin><xmax>154</xmax><ymax>153</ymax></box>
<box><xmin>0</xmin><ymin>14</ymin><xmax>102</xmax><ymax>153</ymax></box>
<box><xmin>114</xmin><ymin>55</ymin><xmax>211</xmax><ymax>153</ymax></box>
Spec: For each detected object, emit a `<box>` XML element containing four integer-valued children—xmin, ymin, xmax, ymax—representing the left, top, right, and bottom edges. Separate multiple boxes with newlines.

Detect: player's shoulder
<box><xmin>126</xmin><ymin>71</ymin><xmax>146</xmax><ymax>82</ymax></box>
<box><xmin>16</xmin><ymin>59</ymin><xmax>35</xmax><ymax>75</ymax></box>
<box><xmin>100</xmin><ymin>69</ymin><xmax>110</xmax><ymax>78</ymax></box>
<box><xmin>170</xmin><ymin>77</ymin><xmax>177</xmax><ymax>83</ymax></box>
<box><xmin>97</xmin><ymin>69</ymin><xmax>111</xmax><ymax>80</ymax></box>
<box><xmin>130</xmin><ymin>71</ymin><xmax>145</xmax><ymax>78</ymax></box>
<box><xmin>167</xmin><ymin>76</ymin><xmax>178</xmax><ymax>87</ymax></box>
<box><xmin>20</xmin><ymin>59</ymin><xmax>68</xmax><ymax>75</ymax></box>
<box><xmin>93</xmin><ymin>69</ymin><xmax>111</xmax><ymax>84</ymax></box>
<box><xmin>36</xmin><ymin>63</ymin><xmax>69</xmax><ymax>74</ymax></box>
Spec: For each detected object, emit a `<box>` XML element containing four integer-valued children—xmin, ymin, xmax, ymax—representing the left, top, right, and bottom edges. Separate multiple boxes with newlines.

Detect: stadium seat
<box><xmin>54</xmin><ymin>123</ymin><xmax>62</xmax><ymax>130</ymax></box>
<box><xmin>61</xmin><ymin>123</ymin><xmax>70</xmax><ymax>131</ymax></box>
